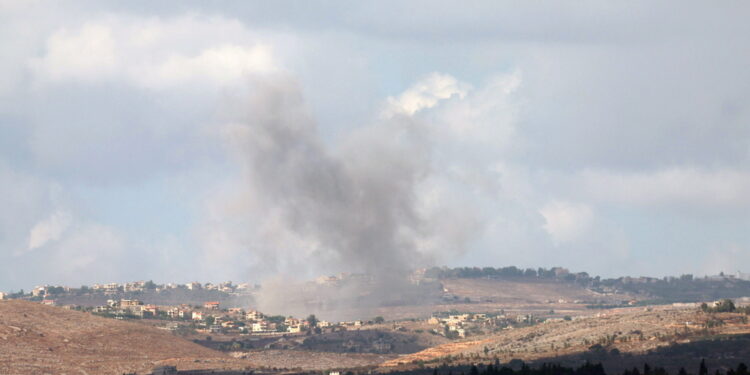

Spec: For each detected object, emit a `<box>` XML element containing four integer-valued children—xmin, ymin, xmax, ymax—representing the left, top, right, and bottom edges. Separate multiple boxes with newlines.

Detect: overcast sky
<box><xmin>1</xmin><ymin>1</ymin><xmax>749</xmax><ymax>291</ymax></box>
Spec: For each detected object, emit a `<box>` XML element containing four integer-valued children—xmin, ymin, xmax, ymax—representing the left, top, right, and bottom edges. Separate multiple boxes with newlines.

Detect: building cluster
<box><xmin>92</xmin><ymin>298</ymin><xmax>160</xmax><ymax>318</ymax></box>
<box><xmin>427</xmin><ymin>312</ymin><xmax>542</xmax><ymax>338</ymax></box>
<box><xmin>19</xmin><ymin>280</ymin><xmax>256</xmax><ymax>302</ymax></box>
<box><xmin>83</xmin><ymin>298</ymin><xmax>359</xmax><ymax>336</ymax></box>
<box><xmin>427</xmin><ymin>313</ymin><xmax>486</xmax><ymax>338</ymax></box>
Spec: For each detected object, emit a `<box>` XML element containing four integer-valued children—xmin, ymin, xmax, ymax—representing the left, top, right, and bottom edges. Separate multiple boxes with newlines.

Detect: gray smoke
<box><xmin>220</xmin><ymin>78</ymin><xmax>472</xmax><ymax>318</ymax></box>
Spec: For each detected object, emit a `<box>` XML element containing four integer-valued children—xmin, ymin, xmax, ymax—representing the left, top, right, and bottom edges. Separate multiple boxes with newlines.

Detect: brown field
<box><xmin>0</xmin><ymin>300</ymin><xmax>236</xmax><ymax>374</ymax></box>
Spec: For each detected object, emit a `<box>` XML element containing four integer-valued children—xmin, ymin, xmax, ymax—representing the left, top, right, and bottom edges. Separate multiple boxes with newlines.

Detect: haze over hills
<box><xmin>8</xmin><ymin>266</ymin><xmax>750</xmax><ymax>321</ymax></box>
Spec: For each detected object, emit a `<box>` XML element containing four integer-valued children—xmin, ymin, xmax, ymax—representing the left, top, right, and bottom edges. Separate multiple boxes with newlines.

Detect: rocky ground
<box><xmin>0</xmin><ymin>299</ymin><xmax>229</xmax><ymax>374</ymax></box>
<box><xmin>382</xmin><ymin>305</ymin><xmax>750</xmax><ymax>369</ymax></box>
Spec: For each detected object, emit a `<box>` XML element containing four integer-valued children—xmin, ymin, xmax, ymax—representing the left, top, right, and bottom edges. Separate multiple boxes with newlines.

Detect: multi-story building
<box><xmin>246</xmin><ymin>310</ymin><xmax>263</xmax><ymax>321</ymax></box>
<box><xmin>252</xmin><ymin>321</ymin><xmax>270</xmax><ymax>332</ymax></box>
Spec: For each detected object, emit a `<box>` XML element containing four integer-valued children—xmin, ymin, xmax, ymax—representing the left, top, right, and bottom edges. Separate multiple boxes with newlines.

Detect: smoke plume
<box><xmin>219</xmin><ymin>77</ymin><xmax>472</xmax><ymax>318</ymax></box>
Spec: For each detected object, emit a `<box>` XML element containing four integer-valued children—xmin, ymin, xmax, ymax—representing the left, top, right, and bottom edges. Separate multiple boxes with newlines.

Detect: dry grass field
<box><xmin>0</xmin><ymin>299</ymin><xmax>235</xmax><ymax>374</ymax></box>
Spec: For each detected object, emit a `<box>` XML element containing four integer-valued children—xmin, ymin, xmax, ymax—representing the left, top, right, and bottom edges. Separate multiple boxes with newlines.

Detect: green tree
<box><xmin>716</xmin><ymin>299</ymin><xmax>736</xmax><ymax>312</ymax></box>
<box><xmin>266</xmin><ymin>315</ymin><xmax>286</xmax><ymax>324</ymax></box>
<box><xmin>373</xmin><ymin>316</ymin><xmax>385</xmax><ymax>324</ymax></box>
<box><xmin>306</xmin><ymin>314</ymin><xmax>318</xmax><ymax>327</ymax></box>
<box><xmin>699</xmin><ymin>359</ymin><xmax>708</xmax><ymax>375</ymax></box>
<box><xmin>47</xmin><ymin>286</ymin><xmax>65</xmax><ymax>295</ymax></box>
<box><xmin>737</xmin><ymin>362</ymin><xmax>748</xmax><ymax>375</ymax></box>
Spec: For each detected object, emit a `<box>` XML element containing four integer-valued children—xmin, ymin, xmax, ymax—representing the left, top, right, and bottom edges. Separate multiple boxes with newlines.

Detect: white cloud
<box><xmin>580</xmin><ymin>167</ymin><xmax>750</xmax><ymax>210</ymax></box>
<box><xmin>386</xmin><ymin>72</ymin><xmax>470</xmax><ymax>116</ymax></box>
<box><xmin>140</xmin><ymin>44</ymin><xmax>275</xmax><ymax>89</ymax></box>
<box><xmin>428</xmin><ymin>71</ymin><xmax>522</xmax><ymax>148</ymax></box>
<box><xmin>27</xmin><ymin>210</ymin><xmax>72</xmax><ymax>250</ymax></box>
<box><xmin>539</xmin><ymin>201</ymin><xmax>594</xmax><ymax>244</ymax></box>
<box><xmin>29</xmin><ymin>15</ymin><xmax>277</xmax><ymax>89</ymax></box>
<box><xmin>31</xmin><ymin>23</ymin><xmax>118</xmax><ymax>83</ymax></box>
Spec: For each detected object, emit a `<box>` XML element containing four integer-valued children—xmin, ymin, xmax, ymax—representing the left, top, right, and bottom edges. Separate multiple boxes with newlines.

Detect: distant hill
<box><xmin>440</xmin><ymin>278</ymin><xmax>623</xmax><ymax>304</ymax></box>
<box><xmin>429</xmin><ymin>266</ymin><xmax>750</xmax><ymax>303</ymax></box>
<box><xmin>0</xmin><ymin>300</ymin><xmax>236</xmax><ymax>374</ymax></box>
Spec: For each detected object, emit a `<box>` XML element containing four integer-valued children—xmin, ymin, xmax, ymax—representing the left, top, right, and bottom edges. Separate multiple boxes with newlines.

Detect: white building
<box><xmin>32</xmin><ymin>286</ymin><xmax>47</xmax><ymax>297</ymax></box>
<box><xmin>252</xmin><ymin>321</ymin><xmax>270</xmax><ymax>332</ymax></box>
<box><xmin>246</xmin><ymin>310</ymin><xmax>263</xmax><ymax>321</ymax></box>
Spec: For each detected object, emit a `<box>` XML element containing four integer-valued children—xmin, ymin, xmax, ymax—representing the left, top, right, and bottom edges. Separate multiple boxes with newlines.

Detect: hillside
<box><xmin>0</xmin><ymin>300</ymin><xmax>237</xmax><ymax>374</ymax></box>
<box><xmin>440</xmin><ymin>278</ymin><xmax>620</xmax><ymax>304</ymax></box>
<box><xmin>382</xmin><ymin>306</ymin><xmax>750</xmax><ymax>369</ymax></box>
